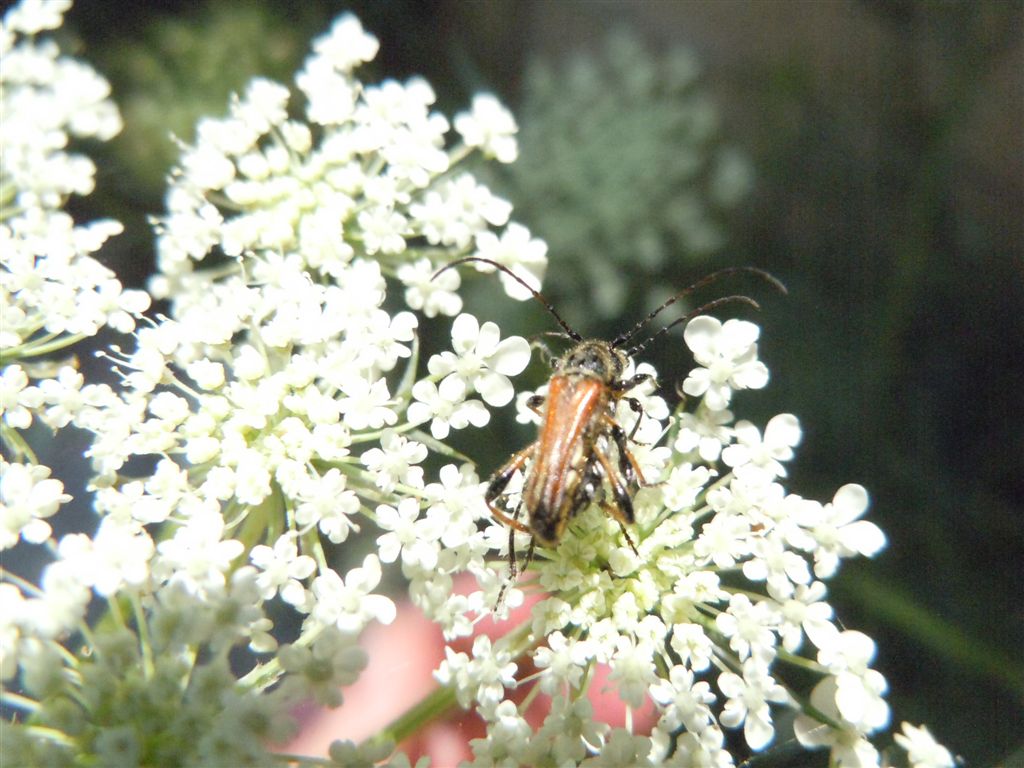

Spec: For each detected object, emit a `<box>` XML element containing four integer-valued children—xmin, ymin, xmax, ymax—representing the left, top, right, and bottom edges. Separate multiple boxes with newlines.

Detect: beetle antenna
<box><xmin>432</xmin><ymin>257</ymin><xmax>583</xmax><ymax>342</ymax></box>
<box><xmin>625</xmin><ymin>295</ymin><xmax>762</xmax><ymax>357</ymax></box>
<box><xmin>611</xmin><ymin>267</ymin><xmax>786</xmax><ymax>349</ymax></box>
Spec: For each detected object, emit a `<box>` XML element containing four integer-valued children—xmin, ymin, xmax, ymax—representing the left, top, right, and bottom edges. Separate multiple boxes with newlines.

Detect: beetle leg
<box><xmin>611</xmin><ymin>372</ymin><xmax>654</xmax><ymax>440</ymax></box>
<box><xmin>487</xmin><ymin>446</ymin><xmax>535</xmax><ymax>611</ymax></box>
<box><xmin>602</xmin><ymin>415</ymin><xmax>647</xmax><ymax>488</ymax></box>
<box><xmin>486</xmin><ymin>445</ymin><xmax>534</xmax><ymax>528</ymax></box>
<box><xmin>526</xmin><ymin>394</ymin><xmax>545</xmax><ymax>416</ymax></box>
<box><xmin>623</xmin><ymin>397</ymin><xmax>646</xmax><ymax>441</ymax></box>
<box><xmin>611</xmin><ymin>372</ymin><xmax>654</xmax><ymax>394</ymax></box>
<box><xmin>594</xmin><ymin>447</ymin><xmax>640</xmax><ymax>555</ymax></box>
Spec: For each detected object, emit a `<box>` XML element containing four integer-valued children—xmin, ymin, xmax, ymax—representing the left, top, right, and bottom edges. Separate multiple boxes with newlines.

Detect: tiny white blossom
<box><xmin>682</xmin><ymin>316</ymin><xmax>769</xmax><ymax>410</ymax></box>
<box><xmin>407</xmin><ymin>375</ymin><xmax>490</xmax><ymax>439</ymax></box>
<box><xmin>816</xmin><ymin>629</ymin><xmax>890</xmax><ymax>732</ymax></box>
<box><xmin>278</xmin><ymin>627</ymin><xmax>369</xmax><ymax>707</ymax></box>
<box><xmin>649</xmin><ymin>664</ymin><xmax>716</xmax><ymax>734</ymax></box>
<box><xmin>308</xmin><ymin>554</ymin><xmax>396</xmax><ymax>633</ymax></box>
<box><xmin>429</xmin><ymin>313</ymin><xmax>531</xmax><ymax>406</ymax></box>
<box><xmin>673</xmin><ymin>407</ymin><xmax>734</xmax><ymax>463</ymax></box>
<box><xmin>471</xmin><ymin>223</ymin><xmax>548</xmax><ymax>301</ymax></box>
<box><xmin>0</xmin><ymin>460</ymin><xmax>71</xmax><ymax>549</ymax></box>
<box><xmin>722</xmin><ymin>413</ymin><xmax>802</xmax><ymax>481</ymax></box>
<box><xmin>715</xmin><ymin>593</ymin><xmax>779</xmax><ymax>664</ymax></box>
<box><xmin>309</xmin><ymin>13</ymin><xmax>379</xmax><ymax>74</ymax></box>
<box><xmin>360</xmin><ymin>430</ymin><xmax>427</xmax><ymax>492</ymax></box>
<box><xmin>795</xmin><ymin>676</ymin><xmax>882</xmax><ymax>766</ymax></box>
<box><xmin>798</xmin><ymin>483</ymin><xmax>886</xmax><ymax>578</ymax></box>
<box><xmin>156</xmin><ymin>511</ymin><xmax>245</xmax><ymax>595</ymax></box>
<box><xmin>533</xmin><ymin>631</ymin><xmax>593</xmax><ymax>694</ymax></box>
<box><xmin>56</xmin><ymin>517</ymin><xmax>153</xmax><ymax>596</ymax></box>
<box><xmin>397</xmin><ymin>257</ymin><xmax>463</xmax><ymax>317</ymax></box>
<box><xmin>249</xmin><ymin>534</ymin><xmax>316</xmax><ymax>605</ymax></box>
<box><xmin>894</xmin><ymin>722</ymin><xmax>955</xmax><ymax>768</ymax></box>
<box><xmin>293</xmin><ymin>468</ymin><xmax>360</xmax><ymax>544</ymax></box>
<box><xmin>454</xmin><ymin>93</ymin><xmax>519</xmax><ymax>163</ymax></box>
<box><xmin>375</xmin><ymin>498</ymin><xmax>443</xmax><ymax>572</ymax></box>
<box><xmin>717</xmin><ymin>658</ymin><xmax>788</xmax><ymax>751</ymax></box>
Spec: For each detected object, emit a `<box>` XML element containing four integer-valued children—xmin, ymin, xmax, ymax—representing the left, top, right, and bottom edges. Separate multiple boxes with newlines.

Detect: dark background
<box><xmin>28</xmin><ymin>1</ymin><xmax>1024</xmax><ymax>764</ymax></box>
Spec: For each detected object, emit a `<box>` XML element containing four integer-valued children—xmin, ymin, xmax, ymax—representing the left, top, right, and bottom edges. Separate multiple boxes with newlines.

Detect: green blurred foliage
<box><xmin>96</xmin><ymin>1</ymin><xmax>312</xmax><ymax>198</ymax></box>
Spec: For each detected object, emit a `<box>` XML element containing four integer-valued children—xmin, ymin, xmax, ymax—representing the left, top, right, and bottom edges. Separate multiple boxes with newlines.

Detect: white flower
<box><xmin>815</xmin><ymin>629</ymin><xmax>890</xmax><ymax>732</ymax></box>
<box><xmin>722</xmin><ymin>413</ymin><xmax>802</xmax><ymax>481</ymax></box>
<box><xmin>356</xmin><ymin>205</ymin><xmax>408</xmax><ymax>255</ymax></box>
<box><xmin>360</xmin><ymin>430</ymin><xmax>427</xmax><ymax>492</ymax></box>
<box><xmin>429</xmin><ymin>313</ymin><xmax>531</xmax><ymax>406</ymax></box>
<box><xmin>471</xmin><ymin>223</ymin><xmax>548</xmax><ymax>301</ymax></box>
<box><xmin>454</xmin><ymin>93</ymin><xmax>519</xmax><ymax>163</ymax></box>
<box><xmin>714</xmin><ymin>593</ymin><xmax>779</xmax><ymax>664</ymax></box>
<box><xmin>409</xmin><ymin>173</ymin><xmax>511</xmax><ymax>249</ymax></box>
<box><xmin>309</xmin><ymin>13</ymin><xmax>379</xmax><ymax>74</ymax></box>
<box><xmin>682</xmin><ymin>316</ymin><xmax>769</xmax><ymax>410</ymax></box>
<box><xmin>278</xmin><ymin>627</ymin><xmax>368</xmax><ymax>707</ymax></box>
<box><xmin>533</xmin><ymin>631</ymin><xmax>593</xmax><ymax>694</ymax></box>
<box><xmin>437</xmin><ymin>635</ymin><xmax>516</xmax><ymax>711</ymax></box>
<box><xmin>583</xmin><ymin>729</ymin><xmax>653</xmax><ymax>767</ymax></box>
<box><xmin>336</xmin><ymin>376</ymin><xmax>397</xmax><ymax>430</ymax></box>
<box><xmin>797</xmin><ymin>483</ymin><xmax>886</xmax><ymax>578</ymax></box>
<box><xmin>608</xmin><ymin>635</ymin><xmax>657</xmax><ymax>709</ymax></box>
<box><xmin>156</xmin><ymin>510</ymin><xmax>245</xmax><ymax>595</ymax></box>
<box><xmin>397</xmin><ymin>257</ymin><xmax>463</xmax><ymax>318</ymax></box>
<box><xmin>0</xmin><ymin>460</ymin><xmax>71</xmax><ymax>549</ymax></box>
<box><xmin>308</xmin><ymin>554</ymin><xmax>396</xmax><ymax>633</ymax></box>
<box><xmin>795</xmin><ymin>676</ymin><xmax>881</xmax><ymax>766</ymax></box>
<box><xmin>4</xmin><ymin>0</ymin><xmax>72</xmax><ymax>34</ymax></box>
<box><xmin>56</xmin><ymin>517</ymin><xmax>153</xmax><ymax>596</ymax></box>
<box><xmin>249</xmin><ymin>534</ymin><xmax>316</xmax><ymax>605</ymax></box>
<box><xmin>661</xmin><ymin>462</ymin><xmax>713</xmax><ymax>513</ymax></box>
<box><xmin>669</xmin><ymin>622</ymin><xmax>714</xmax><ymax>672</ymax></box>
<box><xmin>407</xmin><ymin>376</ymin><xmax>490</xmax><ymax>439</ymax></box>
<box><xmin>742</xmin><ymin>532</ymin><xmax>812</xmax><ymax>598</ymax></box>
<box><xmin>773</xmin><ymin>580</ymin><xmax>835</xmax><ymax>653</ymax></box>
<box><xmin>375</xmin><ymin>498</ymin><xmax>443</xmax><ymax>572</ymax></box>
<box><xmin>894</xmin><ymin>722</ymin><xmax>955</xmax><ymax>768</ymax></box>
<box><xmin>673</xmin><ymin>407</ymin><xmax>734</xmax><ymax>463</ymax></box>
<box><xmin>293</xmin><ymin>468</ymin><xmax>360</xmax><ymax>544</ymax></box>
<box><xmin>717</xmin><ymin>658</ymin><xmax>788</xmax><ymax>751</ymax></box>
<box><xmin>648</xmin><ymin>665</ymin><xmax>716</xmax><ymax>734</ymax></box>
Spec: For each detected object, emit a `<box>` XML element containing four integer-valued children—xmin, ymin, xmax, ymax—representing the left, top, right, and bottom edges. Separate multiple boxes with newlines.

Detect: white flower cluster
<box><xmin>0</xmin><ymin>0</ymin><xmax>149</xmax><ymax>558</ymax></box>
<box><xmin>0</xmin><ymin>4</ymin><xmax>955</xmax><ymax>768</ymax></box>
<box><xmin>431</xmin><ymin>317</ymin><xmax>947</xmax><ymax>767</ymax></box>
<box><xmin>0</xmin><ymin>0</ymin><xmax>149</xmax><ymax>352</ymax></box>
<box><xmin>0</xmin><ymin>5</ymin><xmax>539</xmax><ymax>767</ymax></box>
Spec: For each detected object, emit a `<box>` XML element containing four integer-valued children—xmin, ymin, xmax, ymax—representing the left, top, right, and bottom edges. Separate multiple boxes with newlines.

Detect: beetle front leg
<box><xmin>486</xmin><ymin>445</ymin><xmax>534</xmax><ymax>535</ymax></box>
<box><xmin>611</xmin><ymin>372</ymin><xmax>654</xmax><ymax>395</ymax></box>
<box><xmin>486</xmin><ymin>446</ymin><xmax>534</xmax><ymax>611</ymax></box>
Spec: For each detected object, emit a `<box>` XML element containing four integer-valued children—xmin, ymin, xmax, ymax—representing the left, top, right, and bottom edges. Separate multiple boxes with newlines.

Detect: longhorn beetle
<box><xmin>432</xmin><ymin>257</ymin><xmax>785</xmax><ymax>599</ymax></box>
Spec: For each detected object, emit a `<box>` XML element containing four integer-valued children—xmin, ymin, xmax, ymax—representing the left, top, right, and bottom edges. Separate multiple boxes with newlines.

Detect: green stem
<box><xmin>361</xmin><ymin>680</ymin><xmax>459</xmax><ymax>750</ymax></box>
<box><xmin>360</xmin><ymin>617</ymin><xmax>537</xmax><ymax>750</ymax></box>
<box><xmin>1</xmin><ymin>332</ymin><xmax>86</xmax><ymax>361</ymax></box>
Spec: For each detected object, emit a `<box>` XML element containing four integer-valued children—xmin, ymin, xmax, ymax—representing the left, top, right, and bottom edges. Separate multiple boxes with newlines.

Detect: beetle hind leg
<box><xmin>594</xmin><ymin>447</ymin><xmax>641</xmax><ymax>556</ymax></box>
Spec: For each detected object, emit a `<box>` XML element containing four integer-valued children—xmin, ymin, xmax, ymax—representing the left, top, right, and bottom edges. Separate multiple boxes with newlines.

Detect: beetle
<box><xmin>432</xmin><ymin>257</ymin><xmax>784</xmax><ymax>594</ymax></box>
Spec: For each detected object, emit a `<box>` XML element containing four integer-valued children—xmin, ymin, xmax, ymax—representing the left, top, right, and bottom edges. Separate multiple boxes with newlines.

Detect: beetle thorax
<box><xmin>558</xmin><ymin>339</ymin><xmax>627</xmax><ymax>383</ymax></box>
